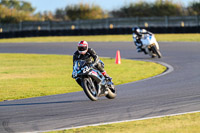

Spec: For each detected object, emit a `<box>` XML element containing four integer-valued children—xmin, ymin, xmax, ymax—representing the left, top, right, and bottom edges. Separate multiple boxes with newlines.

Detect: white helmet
<box><xmin>132</xmin><ymin>27</ymin><xmax>142</xmax><ymax>36</ymax></box>
<box><xmin>77</xmin><ymin>41</ymin><xmax>88</xmax><ymax>55</ymax></box>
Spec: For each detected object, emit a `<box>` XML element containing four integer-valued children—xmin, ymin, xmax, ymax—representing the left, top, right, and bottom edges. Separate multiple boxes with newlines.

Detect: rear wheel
<box><xmin>152</xmin><ymin>45</ymin><xmax>162</xmax><ymax>58</ymax></box>
<box><xmin>82</xmin><ymin>78</ymin><xmax>98</xmax><ymax>101</ymax></box>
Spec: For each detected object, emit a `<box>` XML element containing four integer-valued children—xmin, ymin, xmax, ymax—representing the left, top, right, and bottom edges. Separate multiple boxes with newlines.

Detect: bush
<box><xmin>65</xmin><ymin>3</ymin><xmax>108</xmax><ymax>21</ymax></box>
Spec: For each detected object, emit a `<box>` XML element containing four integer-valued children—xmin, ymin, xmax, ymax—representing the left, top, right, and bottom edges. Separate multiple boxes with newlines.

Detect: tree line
<box><xmin>0</xmin><ymin>0</ymin><xmax>199</xmax><ymax>24</ymax></box>
<box><xmin>111</xmin><ymin>0</ymin><xmax>200</xmax><ymax>17</ymax></box>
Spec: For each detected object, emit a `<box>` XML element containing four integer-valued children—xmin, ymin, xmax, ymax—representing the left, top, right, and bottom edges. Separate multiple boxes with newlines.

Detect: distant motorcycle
<box><xmin>72</xmin><ymin>60</ymin><xmax>116</xmax><ymax>101</ymax></box>
<box><xmin>133</xmin><ymin>33</ymin><xmax>162</xmax><ymax>58</ymax></box>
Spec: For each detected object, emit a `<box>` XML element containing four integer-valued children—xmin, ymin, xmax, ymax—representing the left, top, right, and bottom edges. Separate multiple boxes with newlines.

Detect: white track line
<box><xmin>32</xmin><ymin>110</ymin><xmax>200</xmax><ymax>133</ymax></box>
<box><xmin>120</xmin><ymin>60</ymin><xmax>174</xmax><ymax>86</ymax></box>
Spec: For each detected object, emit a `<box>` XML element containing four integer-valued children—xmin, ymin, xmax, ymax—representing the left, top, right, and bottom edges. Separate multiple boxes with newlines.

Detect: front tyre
<box><xmin>152</xmin><ymin>45</ymin><xmax>162</xmax><ymax>58</ymax></box>
<box><xmin>106</xmin><ymin>85</ymin><xmax>117</xmax><ymax>99</ymax></box>
<box><xmin>82</xmin><ymin>78</ymin><xmax>98</xmax><ymax>101</ymax></box>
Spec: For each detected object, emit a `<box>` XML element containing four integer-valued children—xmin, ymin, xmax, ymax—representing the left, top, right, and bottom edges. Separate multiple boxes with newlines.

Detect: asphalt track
<box><xmin>0</xmin><ymin>42</ymin><xmax>200</xmax><ymax>133</ymax></box>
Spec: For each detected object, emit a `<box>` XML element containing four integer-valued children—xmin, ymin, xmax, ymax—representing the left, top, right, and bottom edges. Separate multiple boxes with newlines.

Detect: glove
<box><xmin>72</xmin><ymin>71</ymin><xmax>77</xmax><ymax>78</ymax></box>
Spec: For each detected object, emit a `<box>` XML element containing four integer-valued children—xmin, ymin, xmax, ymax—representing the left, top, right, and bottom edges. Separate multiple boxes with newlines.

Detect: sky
<box><xmin>24</xmin><ymin>0</ymin><xmax>198</xmax><ymax>13</ymax></box>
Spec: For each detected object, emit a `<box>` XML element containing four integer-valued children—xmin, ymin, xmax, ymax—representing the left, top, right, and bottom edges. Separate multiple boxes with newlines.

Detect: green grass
<box><xmin>45</xmin><ymin>112</ymin><xmax>200</xmax><ymax>133</ymax></box>
<box><xmin>0</xmin><ymin>53</ymin><xmax>166</xmax><ymax>101</ymax></box>
<box><xmin>155</xmin><ymin>33</ymin><xmax>200</xmax><ymax>42</ymax></box>
<box><xmin>0</xmin><ymin>34</ymin><xmax>199</xmax><ymax>43</ymax></box>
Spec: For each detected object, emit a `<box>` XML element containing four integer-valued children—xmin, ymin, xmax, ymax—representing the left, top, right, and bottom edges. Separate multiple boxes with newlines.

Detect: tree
<box><xmin>152</xmin><ymin>0</ymin><xmax>184</xmax><ymax>16</ymax></box>
<box><xmin>0</xmin><ymin>1</ymin><xmax>39</xmax><ymax>23</ymax></box>
<box><xmin>43</xmin><ymin>11</ymin><xmax>54</xmax><ymax>21</ymax></box>
<box><xmin>110</xmin><ymin>0</ymin><xmax>185</xmax><ymax>18</ymax></box>
<box><xmin>0</xmin><ymin>0</ymin><xmax>35</xmax><ymax>12</ymax></box>
<box><xmin>65</xmin><ymin>3</ymin><xmax>107</xmax><ymax>21</ymax></box>
<box><xmin>111</xmin><ymin>2</ymin><xmax>152</xmax><ymax>18</ymax></box>
<box><xmin>0</xmin><ymin>0</ymin><xmax>20</xmax><ymax>10</ymax></box>
<box><xmin>20</xmin><ymin>1</ymin><xmax>35</xmax><ymax>13</ymax></box>
<box><xmin>55</xmin><ymin>8</ymin><xmax>68</xmax><ymax>21</ymax></box>
<box><xmin>187</xmin><ymin>2</ymin><xmax>200</xmax><ymax>15</ymax></box>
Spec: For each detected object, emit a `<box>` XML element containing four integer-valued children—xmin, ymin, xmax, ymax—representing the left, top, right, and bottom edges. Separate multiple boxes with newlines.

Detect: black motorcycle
<box><xmin>72</xmin><ymin>60</ymin><xmax>117</xmax><ymax>101</ymax></box>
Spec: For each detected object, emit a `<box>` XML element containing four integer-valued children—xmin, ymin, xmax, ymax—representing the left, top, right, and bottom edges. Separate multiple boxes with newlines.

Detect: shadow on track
<box><xmin>0</xmin><ymin>100</ymin><xmax>84</xmax><ymax>107</ymax></box>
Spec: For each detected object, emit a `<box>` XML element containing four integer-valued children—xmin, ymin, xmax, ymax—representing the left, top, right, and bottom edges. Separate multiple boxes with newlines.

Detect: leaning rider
<box><xmin>132</xmin><ymin>27</ymin><xmax>153</xmax><ymax>52</ymax></box>
<box><xmin>73</xmin><ymin>40</ymin><xmax>112</xmax><ymax>81</ymax></box>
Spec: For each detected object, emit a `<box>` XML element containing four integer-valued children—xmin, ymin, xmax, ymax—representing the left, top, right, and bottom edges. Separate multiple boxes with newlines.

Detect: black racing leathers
<box><xmin>73</xmin><ymin>48</ymin><xmax>105</xmax><ymax>72</ymax></box>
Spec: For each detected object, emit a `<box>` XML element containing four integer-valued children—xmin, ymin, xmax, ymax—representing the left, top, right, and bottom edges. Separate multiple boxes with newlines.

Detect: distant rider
<box><xmin>73</xmin><ymin>40</ymin><xmax>112</xmax><ymax>81</ymax></box>
<box><xmin>132</xmin><ymin>27</ymin><xmax>153</xmax><ymax>52</ymax></box>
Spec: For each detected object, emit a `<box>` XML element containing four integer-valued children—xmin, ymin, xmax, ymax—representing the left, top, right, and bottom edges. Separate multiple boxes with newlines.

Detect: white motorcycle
<box><xmin>133</xmin><ymin>32</ymin><xmax>162</xmax><ymax>58</ymax></box>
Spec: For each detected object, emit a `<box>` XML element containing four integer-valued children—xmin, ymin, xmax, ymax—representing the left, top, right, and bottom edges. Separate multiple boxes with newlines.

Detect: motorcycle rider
<box><xmin>73</xmin><ymin>40</ymin><xmax>112</xmax><ymax>81</ymax></box>
<box><xmin>132</xmin><ymin>27</ymin><xmax>153</xmax><ymax>53</ymax></box>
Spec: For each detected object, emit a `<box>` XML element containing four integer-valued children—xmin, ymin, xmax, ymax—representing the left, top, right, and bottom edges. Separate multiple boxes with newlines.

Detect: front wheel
<box><xmin>106</xmin><ymin>85</ymin><xmax>117</xmax><ymax>99</ymax></box>
<box><xmin>82</xmin><ymin>78</ymin><xmax>98</xmax><ymax>101</ymax></box>
<box><xmin>152</xmin><ymin>45</ymin><xmax>162</xmax><ymax>58</ymax></box>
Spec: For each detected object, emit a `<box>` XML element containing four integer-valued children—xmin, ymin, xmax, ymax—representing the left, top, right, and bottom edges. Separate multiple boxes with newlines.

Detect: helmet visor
<box><xmin>78</xmin><ymin>46</ymin><xmax>87</xmax><ymax>51</ymax></box>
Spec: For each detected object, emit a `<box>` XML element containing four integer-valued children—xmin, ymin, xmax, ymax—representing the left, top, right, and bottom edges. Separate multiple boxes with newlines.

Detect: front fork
<box><xmin>148</xmin><ymin>43</ymin><xmax>157</xmax><ymax>56</ymax></box>
<box><xmin>86</xmin><ymin>77</ymin><xmax>102</xmax><ymax>96</ymax></box>
<box><xmin>88</xmin><ymin>77</ymin><xmax>95</xmax><ymax>90</ymax></box>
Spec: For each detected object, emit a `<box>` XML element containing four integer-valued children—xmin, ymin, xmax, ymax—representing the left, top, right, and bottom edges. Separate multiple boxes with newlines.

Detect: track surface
<box><xmin>0</xmin><ymin>42</ymin><xmax>200</xmax><ymax>133</ymax></box>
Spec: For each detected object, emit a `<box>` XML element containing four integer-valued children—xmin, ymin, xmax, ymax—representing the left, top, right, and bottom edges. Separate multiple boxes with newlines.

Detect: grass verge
<box><xmin>0</xmin><ymin>53</ymin><xmax>166</xmax><ymax>101</ymax></box>
<box><xmin>45</xmin><ymin>112</ymin><xmax>200</xmax><ymax>133</ymax></box>
<box><xmin>0</xmin><ymin>34</ymin><xmax>199</xmax><ymax>43</ymax></box>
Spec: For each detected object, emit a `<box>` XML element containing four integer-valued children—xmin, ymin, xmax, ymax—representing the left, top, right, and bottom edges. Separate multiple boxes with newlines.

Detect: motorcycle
<box><xmin>133</xmin><ymin>32</ymin><xmax>162</xmax><ymax>58</ymax></box>
<box><xmin>72</xmin><ymin>60</ymin><xmax>117</xmax><ymax>101</ymax></box>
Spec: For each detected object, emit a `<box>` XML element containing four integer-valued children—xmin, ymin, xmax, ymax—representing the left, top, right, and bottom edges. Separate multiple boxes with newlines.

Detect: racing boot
<box><xmin>136</xmin><ymin>46</ymin><xmax>142</xmax><ymax>52</ymax></box>
<box><xmin>104</xmin><ymin>74</ymin><xmax>112</xmax><ymax>82</ymax></box>
<box><xmin>102</xmin><ymin>71</ymin><xmax>114</xmax><ymax>93</ymax></box>
<box><xmin>102</xmin><ymin>71</ymin><xmax>112</xmax><ymax>82</ymax></box>
<box><xmin>143</xmin><ymin>49</ymin><xmax>148</xmax><ymax>54</ymax></box>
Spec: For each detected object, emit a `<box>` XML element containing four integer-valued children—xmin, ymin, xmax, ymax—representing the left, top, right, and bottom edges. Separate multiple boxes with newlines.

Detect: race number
<box><xmin>83</xmin><ymin>66</ymin><xmax>89</xmax><ymax>73</ymax></box>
